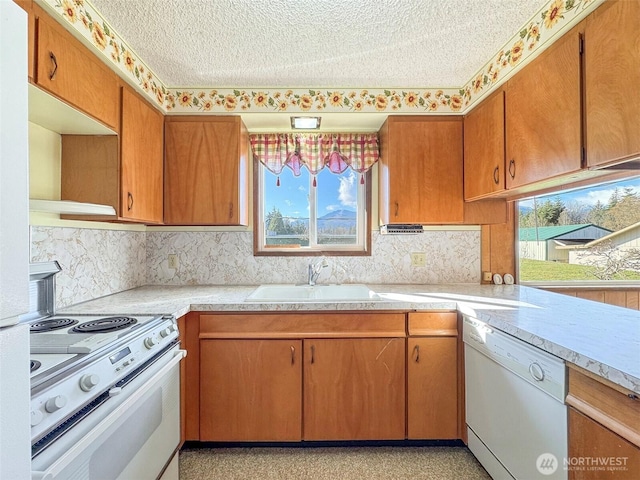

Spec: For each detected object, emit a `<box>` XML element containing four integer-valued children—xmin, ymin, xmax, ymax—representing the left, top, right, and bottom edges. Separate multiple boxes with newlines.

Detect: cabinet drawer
<box><xmin>408</xmin><ymin>312</ymin><xmax>457</xmax><ymax>336</ymax></box>
<box><xmin>35</xmin><ymin>13</ymin><xmax>119</xmax><ymax>130</ymax></box>
<box><xmin>566</xmin><ymin>365</ymin><xmax>640</xmax><ymax>447</ymax></box>
<box><xmin>199</xmin><ymin>313</ymin><xmax>406</xmax><ymax>338</ymax></box>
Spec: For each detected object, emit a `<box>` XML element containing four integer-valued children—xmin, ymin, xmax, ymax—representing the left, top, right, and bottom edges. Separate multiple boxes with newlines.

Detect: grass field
<box><xmin>519</xmin><ymin>259</ymin><xmax>640</xmax><ymax>281</ymax></box>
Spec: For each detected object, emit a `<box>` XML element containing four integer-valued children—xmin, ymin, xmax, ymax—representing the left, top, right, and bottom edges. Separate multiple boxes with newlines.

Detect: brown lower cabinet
<box><xmin>303</xmin><ymin>338</ymin><xmax>405</xmax><ymax>440</ymax></box>
<box><xmin>200</xmin><ymin>339</ymin><xmax>302</xmax><ymax>442</ymax></box>
<box><xmin>568</xmin><ymin>408</ymin><xmax>640</xmax><ymax>480</ymax></box>
<box><xmin>407</xmin><ymin>312</ymin><xmax>459</xmax><ymax>439</ymax></box>
<box><xmin>566</xmin><ymin>365</ymin><xmax>640</xmax><ymax>480</ymax></box>
<box><xmin>189</xmin><ymin>311</ymin><xmax>462</xmax><ymax>442</ymax></box>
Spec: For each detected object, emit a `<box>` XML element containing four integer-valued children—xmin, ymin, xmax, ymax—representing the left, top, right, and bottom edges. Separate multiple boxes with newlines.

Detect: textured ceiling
<box><xmin>90</xmin><ymin>0</ymin><xmax>546</xmax><ymax>89</ymax></box>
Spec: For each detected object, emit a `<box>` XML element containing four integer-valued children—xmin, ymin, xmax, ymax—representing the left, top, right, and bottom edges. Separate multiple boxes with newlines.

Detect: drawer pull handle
<box><xmin>290</xmin><ymin>345</ymin><xmax>295</xmax><ymax>365</ymax></box>
<box><xmin>310</xmin><ymin>345</ymin><xmax>315</xmax><ymax>364</ymax></box>
<box><xmin>49</xmin><ymin>52</ymin><xmax>58</xmax><ymax>80</ymax></box>
<box><xmin>508</xmin><ymin>159</ymin><xmax>516</xmax><ymax>179</ymax></box>
<box><xmin>127</xmin><ymin>192</ymin><xmax>134</xmax><ymax>211</ymax></box>
<box><xmin>493</xmin><ymin>166</ymin><xmax>500</xmax><ymax>184</ymax></box>
<box><xmin>394</xmin><ymin>201</ymin><xmax>399</xmax><ymax>217</ymax></box>
<box><xmin>413</xmin><ymin>344</ymin><xmax>420</xmax><ymax>363</ymax></box>
<box><xmin>629</xmin><ymin>393</ymin><xmax>639</xmax><ymax>401</ymax></box>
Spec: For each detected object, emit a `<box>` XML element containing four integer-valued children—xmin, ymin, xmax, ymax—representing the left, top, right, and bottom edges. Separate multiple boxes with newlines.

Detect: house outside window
<box><xmin>518</xmin><ymin>177</ymin><xmax>640</xmax><ymax>284</ymax></box>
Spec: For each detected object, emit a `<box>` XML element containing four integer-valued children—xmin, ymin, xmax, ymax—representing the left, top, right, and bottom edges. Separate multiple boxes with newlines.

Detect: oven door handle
<box><xmin>32</xmin><ymin>349</ymin><xmax>186</xmax><ymax>480</ymax></box>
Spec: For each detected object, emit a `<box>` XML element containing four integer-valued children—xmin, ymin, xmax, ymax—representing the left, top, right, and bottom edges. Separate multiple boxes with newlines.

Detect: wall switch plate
<box><xmin>410</xmin><ymin>252</ymin><xmax>426</xmax><ymax>267</ymax></box>
<box><xmin>168</xmin><ymin>254</ymin><xmax>179</xmax><ymax>269</ymax></box>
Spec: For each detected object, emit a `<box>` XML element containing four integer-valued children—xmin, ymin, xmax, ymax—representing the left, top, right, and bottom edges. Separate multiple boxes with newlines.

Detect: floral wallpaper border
<box><xmin>42</xmin><ymin>0</ymin><xmax>604</xmax><ymax>115</ymax></box>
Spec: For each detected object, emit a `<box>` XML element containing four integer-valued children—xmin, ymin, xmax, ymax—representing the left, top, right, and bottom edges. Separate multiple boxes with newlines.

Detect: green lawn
<box><xmin>519</xmin><ymin>259</ymin><xmax>640</xmax><ymax>281</ymax></box>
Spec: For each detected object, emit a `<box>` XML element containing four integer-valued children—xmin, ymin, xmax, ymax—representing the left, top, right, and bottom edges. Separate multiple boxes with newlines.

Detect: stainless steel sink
<box><xmin>246</xmin><ymin>284</ymin><xmax>380</xmax><ymax>302</ymax></box>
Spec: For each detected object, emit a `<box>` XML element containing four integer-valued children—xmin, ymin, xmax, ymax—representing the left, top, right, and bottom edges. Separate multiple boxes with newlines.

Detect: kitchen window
<box><xmin>251</xmin><ymin>133</ymin><xmax>377</xmax><ymax>256</ymax></box>
<box><xmin>254</xmin><ymin>161</ymin><xmax>371</xmax><ymax>255</ymax></box>
<box><xmin>517</xmin><ymin>176</ymin><xmax>640</xmax><ymax>285</ymax></box>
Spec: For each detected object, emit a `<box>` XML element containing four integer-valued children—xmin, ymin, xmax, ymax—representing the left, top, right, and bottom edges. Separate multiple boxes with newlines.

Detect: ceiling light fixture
<box><xmin>290</xmin><ymin>116</ymin><xmax>321</xmax><ymax>130</ymax></box>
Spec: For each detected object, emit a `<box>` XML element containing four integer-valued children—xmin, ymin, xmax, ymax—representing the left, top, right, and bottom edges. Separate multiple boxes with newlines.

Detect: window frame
<box><xmin>253</xmin><ymin>160</ymin><xmax>372</xmax><ymax>257</ymax></box>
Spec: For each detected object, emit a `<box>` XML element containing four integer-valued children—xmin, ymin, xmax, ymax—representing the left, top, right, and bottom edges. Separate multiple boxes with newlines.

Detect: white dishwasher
<box><xmin>464</xmin><ymin>316</ymin><xmax>567</xmax><ymax>480</ymax></box>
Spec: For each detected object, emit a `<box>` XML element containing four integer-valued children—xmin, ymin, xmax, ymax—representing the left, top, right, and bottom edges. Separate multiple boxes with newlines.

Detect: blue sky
<box><xmin>519</xmin><ymin>176</ymin><xmax>640</xmax><ymax>209</ymax></box>
<box><xmin>264</xmin><ymin>167</ymin><xmax>358</xmax><ymax>219</ymax></box>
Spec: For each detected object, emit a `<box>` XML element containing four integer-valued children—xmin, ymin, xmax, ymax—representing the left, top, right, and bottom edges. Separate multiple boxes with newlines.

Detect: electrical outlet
<box><xmin>410</xmin><ymin>252</ymin><xmax>426</xmax><ymax>267</ymax></box>
<box><xmin>482</xmin><ymin>271</ymin><xmax>492</xmax><ymax>282</ymax></box>
<box><xmin>168</xmin><ymin>254</ymin><xmax>179</xmax><ymax>269</ymax></box>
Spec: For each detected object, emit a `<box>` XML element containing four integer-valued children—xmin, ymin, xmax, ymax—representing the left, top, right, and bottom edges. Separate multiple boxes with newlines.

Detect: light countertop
<box><xmin>60</xmin><ymin>283</ymin><xmax>640</xmax><ymax>394</ymax></box>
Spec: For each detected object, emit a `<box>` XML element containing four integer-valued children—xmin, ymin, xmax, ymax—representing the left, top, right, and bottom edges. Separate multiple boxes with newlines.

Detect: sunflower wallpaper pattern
<box><xmin>46</xmin><ymin>0</ymin><xmax>603</xmax><ymax>114</ymax></box>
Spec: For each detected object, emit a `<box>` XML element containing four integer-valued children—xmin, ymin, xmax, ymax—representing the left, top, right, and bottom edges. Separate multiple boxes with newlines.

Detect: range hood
<box><xmin>590</xmin><ymin>154</ymin><xmax>640</xmax><ymax>171</ymax></box>
<box><xmin>380</xmin><ymin>224</ymin><xmax>424</xmax><ymax>234</ymax></box>
<box><xmin>595</xmin><ymin>160</ymin><xmax>640</xmax><ymax>171</ymax></box>
<box><xmin>29</xmin><ymin>199</ymin><xmax>116</xmax><ymax>216</ymax></box>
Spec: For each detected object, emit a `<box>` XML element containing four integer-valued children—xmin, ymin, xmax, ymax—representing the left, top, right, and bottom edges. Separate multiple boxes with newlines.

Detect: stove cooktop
<box><xmin>29</xmin><ymin>314</ymin><xmax>161</xmax><ymax>354</ymax></box>
<box><xmin>29</xmin><ymin>353</ymin><xmax>76</xmax><ymax>378</ymax></box>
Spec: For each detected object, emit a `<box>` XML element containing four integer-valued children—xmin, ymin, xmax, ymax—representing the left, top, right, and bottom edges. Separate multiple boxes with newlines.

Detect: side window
<box><xmin>518</xmin><ymin>177</ymin><xmax>640</xmax><ymax>283</ymax></box>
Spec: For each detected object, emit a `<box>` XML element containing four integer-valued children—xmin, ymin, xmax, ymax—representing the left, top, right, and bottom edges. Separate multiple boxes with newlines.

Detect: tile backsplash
<box><xmin>30</xmin><ymin>227</ymin><xmax>480</xmax><ymax>308</ymax></box>
<box><xmin>146</xmin><ymin>230</ymin><xmax>481</xmax><ymax>285</ymax></box>
<box><xmin>30</xmin><ymin>226</ymin><xmax>147</xmax><ymax>308</ymax></box>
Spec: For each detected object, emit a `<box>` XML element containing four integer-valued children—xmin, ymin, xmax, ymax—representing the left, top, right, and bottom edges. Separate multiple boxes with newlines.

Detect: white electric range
<box><xmin>25</xmin><ymin>263</ymin><xmax>184</xmax><ymax>480</ymax></box>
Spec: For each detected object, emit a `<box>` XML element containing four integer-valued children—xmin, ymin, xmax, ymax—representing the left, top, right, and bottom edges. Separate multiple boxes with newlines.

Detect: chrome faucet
<box><xmin>308</xmin><ymin>259</ymin><xmax>328</xmax><ymax>286</ymax></box>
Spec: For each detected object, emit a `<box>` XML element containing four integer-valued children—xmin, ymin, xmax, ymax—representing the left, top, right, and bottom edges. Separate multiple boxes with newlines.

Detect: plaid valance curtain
<box><xmin>249</xmin><ymin>133</ymin><xmax>379</xmax><ymax>186</ymax></box>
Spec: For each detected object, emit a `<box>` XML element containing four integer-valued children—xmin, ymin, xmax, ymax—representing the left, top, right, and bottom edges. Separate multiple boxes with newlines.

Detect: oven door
<box><xmin>32</xmin><ymin>346</ymin><xmax>186</xmax><ymax>480</ymax></box>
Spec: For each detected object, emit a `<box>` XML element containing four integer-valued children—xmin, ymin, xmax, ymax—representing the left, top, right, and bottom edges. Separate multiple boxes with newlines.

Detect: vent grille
<box><xmin>380</xmin><ymin>224</ymin><xmax>424</xmax><ymax>235</ymax></box>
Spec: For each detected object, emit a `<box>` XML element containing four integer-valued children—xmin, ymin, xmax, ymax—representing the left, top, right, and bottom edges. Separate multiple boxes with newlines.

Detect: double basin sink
<box><xmin>246</xmin><ymin>284</ymin><xmax>380</xmax><ymax>302</ymax></box>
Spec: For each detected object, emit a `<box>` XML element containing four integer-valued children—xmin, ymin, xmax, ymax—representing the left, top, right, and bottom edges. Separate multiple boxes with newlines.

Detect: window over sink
<box><xmin>251</xmin><ymin>133</ymin><xmax>376</xmax><ymax>256</ymax></box>
<box><xmin>255</xmin><ymin>162</ymin><xmax>371</xmax><ymax>255</ymax></box>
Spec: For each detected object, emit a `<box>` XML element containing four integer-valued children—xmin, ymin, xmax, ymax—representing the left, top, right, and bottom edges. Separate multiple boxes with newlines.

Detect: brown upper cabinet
<box><xmin>464</xmin><ymin>90</ymin><xmax>506</xmax><ymax>201</ymax></box>
<box><xmin>61</xmin><ymin>86</ymin><xmax>164</xmax><ymax>224</ymax></box>
<box><xmin>120</xmin><ymin>87</ymin><xmax>164</xmax><ymax>223</ymax></box>
<box><xmin>584</xmin><ymin>0</ymin><xmax>640</xmax><ymax>168</ymax></box>
<box><xmin>34</xmin><ymin>8</ymin><xmax>120</xmax><ymax>131</ymax></box>
<box><xmin>463</xmin><ymin>1</ymin><xmax>640</xmax><ymax>200</ymax></box>
<box><xmin>379</xmin><ymin>116</ymin><xmax>465</xmax><ymax>224</ymax></box>
<box><xmin>164</xmin><ymin>117</ymin><xmax>249</xmax><ymax>226</ymax></box>
<box><xmin>505</xmin><ymin>25</ymin><xmax>583</xmax><ymax>190</ymax></box>
<box><xmin>379</xmin><ymin>116</ymin><xmax>506</xmax><ymax>224</ymax></box>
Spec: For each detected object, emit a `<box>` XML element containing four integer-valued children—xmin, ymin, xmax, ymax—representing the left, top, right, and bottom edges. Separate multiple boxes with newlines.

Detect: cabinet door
<box><xmin>568</xmin><ymin>408</ymin><xmax>640</xmax><ymax>480</ymax></box>
<box><xmin>464</xmin><ymin>90</ymin><xmax>506</xmax><ymax>200</ymax></box>
<box><xmin>120</xmin><ymin>87</ymin><xmax>164</xmax><ymax>223</ymax></box>
<box><xmin>303</xmin><ymin>338</ymin><xmax>405</xmax><ymax>440</ymax></box>
<box><xmin>585</xmin><ymin>0</ymin><xmax>640</xmax><ymax>167</ymax></box>
<box><xmin>164</xmin><ymin>117</ymin><xmax>249</xmax><ymax>225</ymax></box>
<box><xmin>407</xmin><ymin>337</ymin><xmax>458</xmax><ymax>439</ymax></box>
<box><xmin>379</xmin><ymin>117</ymin><xmax>464</xmax><ymax>224</ymax></box>
<box><xmin>505</xmin><ymin>28</ymin><xmax>582</xmax><ymax>189</ymax></box>
<box><xmin>200</xmin><ymin>339</ymin><xmax>302</xmax><ymax>442</ymax></box>
<box><xmin>35</xmin><ymin>14</ymin><xmax>119</xmax><ymax>130</ymax></box>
